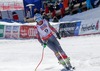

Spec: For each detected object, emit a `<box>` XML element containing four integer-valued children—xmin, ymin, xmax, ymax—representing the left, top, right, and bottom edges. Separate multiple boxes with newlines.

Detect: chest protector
<box><xmin>36</xmin><ymin>19</ymin><xmax>52</xmax><ymax>40</ymax></box>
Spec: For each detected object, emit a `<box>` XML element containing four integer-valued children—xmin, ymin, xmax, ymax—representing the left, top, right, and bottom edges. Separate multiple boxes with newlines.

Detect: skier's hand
<box><xmin>42</xmin><ymin>43</ymin><xmax>47</xmax><ymax>48</ymax></box>
<box><xmin>56</xmin><ymin>32</ymin><xmax>61</xmax><ymax>39</ymax></box>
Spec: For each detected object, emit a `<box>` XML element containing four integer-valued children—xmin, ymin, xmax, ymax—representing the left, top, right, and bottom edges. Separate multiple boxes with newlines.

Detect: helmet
<box><xmin>34</xmin><ymin>13</ymin><xmax>43</xmax><ymax>22</ymax></box>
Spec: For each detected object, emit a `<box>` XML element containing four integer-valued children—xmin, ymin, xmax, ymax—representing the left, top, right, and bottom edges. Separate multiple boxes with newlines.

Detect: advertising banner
<box><xmin>20</xmin><ymin>25</ymin><xmax>37</xmax><ymax>39</ymax></box>
<box><xmin>0</xmin><ymin>25</ymin><xmax>4</xmax><ymax>38</ymax></box>
<box><xmin>12</xmin><ymin>26</ymin><xmax>19</xmax><ymax>39</ymax></box>
<box><xmin>59</xmin><ymin>21</ymin><xmax>81</xmax><ymax>37</ymax></box>
<box><xmin>79</xmin><ymin>18</ymin><xmax>100</xmax><ymax>35</ymax></box>
<box><xmin>74</xmin><ymin>21</ymin><xmax>81</xmax><ymax>36</ymax></box>
<box><xmin>0</xmin><ymin>2</ymin><xmax>23</xmax><ymax>11</ymax></box>
<box><xmin>5</xmin><ymin>25</ymin><xmax>12</xmax><ymax>38</ymax></box>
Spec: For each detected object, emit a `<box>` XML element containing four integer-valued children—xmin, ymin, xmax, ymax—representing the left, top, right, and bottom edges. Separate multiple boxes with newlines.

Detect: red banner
<box><xmin>20</xmin><ymin>25</ymin><xmax>37</xmax><ymax>39</ymax></box>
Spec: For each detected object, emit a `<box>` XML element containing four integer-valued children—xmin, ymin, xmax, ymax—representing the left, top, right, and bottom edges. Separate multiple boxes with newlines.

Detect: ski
<box><xmin>63</xmin><ymin>64</ymin><xmax>75</xmax><ymax>71</ymax></box>
<box><xmin>59</xmin><ymin>58</ymin><xmax>75</xmax><ymax>71</ymax></box>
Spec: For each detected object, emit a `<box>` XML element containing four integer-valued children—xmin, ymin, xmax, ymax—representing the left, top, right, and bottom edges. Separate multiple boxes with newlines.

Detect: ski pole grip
<box><xmin>43</xmin><ymin>43</ymin><xmax>47</xmax><ymax>48</ymax></box>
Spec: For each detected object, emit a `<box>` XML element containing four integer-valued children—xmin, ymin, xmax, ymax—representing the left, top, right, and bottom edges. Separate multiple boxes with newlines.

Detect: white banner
<box><xmin>79</xmin><ymin>18</ymin><xmax>100</xmax><ymax>35</ymax></box>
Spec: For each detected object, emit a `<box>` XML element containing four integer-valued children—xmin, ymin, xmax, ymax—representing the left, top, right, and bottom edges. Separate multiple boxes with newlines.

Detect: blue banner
<box><xmin>23</xmin><ymin>0</ymin><xmax>42</xmax><ymax>17</ymax></box>
<box><xmin>59</xmin><ymin>21</ymin><xmax>81</xmax><ymax>37</ymax></box>
<box><xmin>74</xmin><ymin>21</ymin><xmax>81</xmax><ymax>36</ymax></box>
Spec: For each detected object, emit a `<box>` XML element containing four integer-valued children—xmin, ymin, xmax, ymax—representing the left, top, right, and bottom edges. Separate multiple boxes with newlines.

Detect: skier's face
<box><xmin>35</xmin><ymin>17</ymin><xmax>42</xmax><ymax>23</ymax></box>
<box><xmin>37</xmin><ymin>20</ymin><xmax>43</xmax><ymax>25</ymax></box>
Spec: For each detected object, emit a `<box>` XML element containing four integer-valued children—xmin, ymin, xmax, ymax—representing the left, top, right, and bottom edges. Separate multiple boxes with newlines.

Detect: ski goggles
<box><xmin>35</xmin><ymin>17</ymin><xmax>43</xmax><ymax>23</ymax></box>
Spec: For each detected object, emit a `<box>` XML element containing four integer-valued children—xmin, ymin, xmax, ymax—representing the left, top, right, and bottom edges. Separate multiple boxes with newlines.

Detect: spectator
<box><xmin>55</xmin><ymin>1</ymin><xmax>60</xmax><ymax>10</ymax></box>
<box><xmin>0</xmin><ymin>16</ymin><xmax>2</xmax><ymax>19</ymax></box>
<box><xmin>91</xmin><ymin>0</ymin><xmax>95</xmax><ymax>8</ymax></box>
<box><xmin>40</xmin><ymin>8</ymin><xmax>44</xmax><ymax>15</ymax></box>
<box><xmin>26</xmin><ymin>9</ymin><xmax>31</xmax><ymax>19</ymax></box>
<box><xmin>78</xmin><ymin>4</ymin><xmax>82</xmax><ymax>13</ymax></box>
<box><xmin>48</xmin><ymin>3</ymin><xmax>56</xmax><ymax>18</ymax></box>
<box><xmin>89</xmin><ymin>0</ymin><xmax>100</xmax><ymax>8</ymax></box>
<box><xmin>34</xmin><ymin>8</ymin><xmax>39</xmax><ymax>15</ymax></box>
<box><xmin>77</xmin><ymin>0</ymin><xmax>83</xmax><ymax>13</ymax></box>
<box><xmin>86</xmin><ymin>0</ymin><xmax>93</xmax><ymax>9</ymax></box>
<box><xmin>0</xmin><ymin>11</ymin><xmax>2</xmax><ymax>19</ymax></box>
<box><xmin>63</xmin><ymin>0</ymin><xmax>69</xmax><ymax>8</ymax></box>
<box><xmin>78</xmin><ymin>0</ymin><xmax>83</xmax><ymax>7</ymax></box>
<box><xmin>12</xmin><ymin>11</ymin><xmax>19</xmax><ymax>21</ymax></box>
<box><xmin>52</xmin><ymin>16</ymin><xmax>59</xmax><ymax>22</ymax></box>
<box><xmin>59</xmin><ymin>1</ymin><xmax>65</xmax><ymax>17</ymax></box>
<box><xmin>72</xmin><ymin>0</ymin><xmax>77</xmax><ymax>4</ymax></box>
<box><xmin>44</xmin><ymin>3</ymin><xmax>49</xmax><ymax>14</ymax></box>
<box><xmin>94</xmin><ymin>0</ymin><xmax>100</xmax><ymax>7</ymax></box>
<box><xmin>68</xmin><ymin>0</ymin><xmax>74</xmax><ymax>14</ymax></box>
<box><xmin>42</xmin><ymin>12</ymin><xmax>50</xmax><ymax>21</ymax></box>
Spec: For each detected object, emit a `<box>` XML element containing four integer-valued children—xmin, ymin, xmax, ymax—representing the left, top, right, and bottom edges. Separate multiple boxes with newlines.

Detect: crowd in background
<box><xmin>0</xmin><ymin>0</ymin><xmax>100</xmax><ymax>23</ymax></box>
<box><xmin>29</xmin><ymin>0</ymin><xmax>99</xmax><ymax>22</ymax></box>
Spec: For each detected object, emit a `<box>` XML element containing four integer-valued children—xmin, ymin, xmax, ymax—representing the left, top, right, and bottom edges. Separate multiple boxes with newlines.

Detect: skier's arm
<box><xmin>48</xmin><ymin>23</ymin><xmax>57</xmax><ymax>33</ymax></box>
<box><xmin>37</xmin><ymin>31</ymin><xmax>47</xmax><ymax>48</ymax></box>
<box><xmin>34</xmin><ymin>26</ymin><xmax>43</xmax><ymax>44</ymax></box>
<box><xmin>36</xmin><ymin>31</ymin><xmax>43</xmax><ymax>44</ymax></box>
<box><xmin>48</xmin><ymin>23</ymin><xmax>61</xmax><ymax>39</ymax></box>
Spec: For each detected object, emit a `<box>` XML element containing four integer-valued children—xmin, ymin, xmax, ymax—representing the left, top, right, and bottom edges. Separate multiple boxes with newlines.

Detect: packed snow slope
<box><xmin>0</xmin><ymin>35</ymin><xmax>100</xmax><ymax>71</ymax></box>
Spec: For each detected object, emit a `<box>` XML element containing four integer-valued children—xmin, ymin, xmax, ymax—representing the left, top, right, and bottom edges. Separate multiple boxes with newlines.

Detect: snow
<box><xmin>0</xmin><ymin>35</ymin><xmax>100</xmax><ymax>71</ymax></box>
<box><xmin>0</xmin><ymin>5</ymin><xmax>100</xmax><ymax>71</ymax></box>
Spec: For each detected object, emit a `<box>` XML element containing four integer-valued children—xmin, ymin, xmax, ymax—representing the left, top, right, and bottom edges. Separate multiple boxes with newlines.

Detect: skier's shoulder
<box><xmin>42</xmin><ymin>19</ymin><xmax>50</xmax><ymax>25</ymax></box>
<box><xmin>43</xmin><ymin>19</ymin><xmax>48</xmax><ymax>22</ymax></box>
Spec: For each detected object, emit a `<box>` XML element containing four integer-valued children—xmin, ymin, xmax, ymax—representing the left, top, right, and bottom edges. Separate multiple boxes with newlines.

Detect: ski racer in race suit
<box><xmin>34</xmin><ymin>13</ymin><xmax>71</xmax><ymax>67</ymax></box>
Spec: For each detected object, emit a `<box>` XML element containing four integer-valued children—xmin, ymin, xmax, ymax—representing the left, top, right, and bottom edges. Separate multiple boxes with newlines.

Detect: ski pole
<box><xmin>35</xmin><ymin>47</ymin><xmax>45</xmax><ymax>71</ymax></box>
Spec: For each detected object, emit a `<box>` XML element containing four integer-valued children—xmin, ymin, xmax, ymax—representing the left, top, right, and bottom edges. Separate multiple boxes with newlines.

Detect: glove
<box><xmin>42</xmin><ymin>43</ymin><xmax>47</xmax><ymax>48</ymax></box>
<box><xmin>56</xmin><ymin>32</ymin><xmax>61</xmax><ymax>39</ymax></box>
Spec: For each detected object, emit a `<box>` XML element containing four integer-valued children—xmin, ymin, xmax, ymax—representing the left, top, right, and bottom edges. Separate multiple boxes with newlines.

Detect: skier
<box><xmin>34</xmin><ymin>13</ymin><xmax>72</xmax><ymax>70</ymax></box>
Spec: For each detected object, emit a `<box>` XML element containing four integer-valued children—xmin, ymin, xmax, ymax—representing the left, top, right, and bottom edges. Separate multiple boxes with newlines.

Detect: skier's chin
<box><xmin>37</xmin><ymin>20</ymin><xmax>43</xmax><ymax>25</ymax></box>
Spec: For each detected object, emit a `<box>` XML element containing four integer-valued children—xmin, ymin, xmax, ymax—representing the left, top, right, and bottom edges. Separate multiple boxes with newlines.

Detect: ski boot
<box><xmin>65</xmin><ymin>58</ymin><xmax>75</xmax><ymax>70</ymax></box>
<box><xmin>59</xmin><ymin>59</ymin><xmax>71</xmax><ymax>70</ymax></box>
<box><xmin>61</xmin><ymin>53</ymin><xmax>75</xmax><ymax>70</ymax></box>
